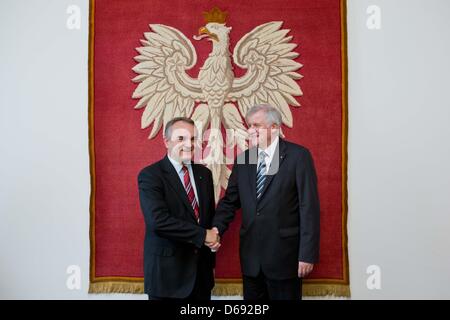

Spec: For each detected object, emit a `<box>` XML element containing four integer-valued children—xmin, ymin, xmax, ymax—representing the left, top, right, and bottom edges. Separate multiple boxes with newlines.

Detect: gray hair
<box><xmin>164</xmin><ymin>117</ymin><xmax>195</xmax><ymax>139</ymax></box>
<box><xmin>245</xmin><ymin>104</ymin><xmax>282</xmax><ymax>126</ymax></box>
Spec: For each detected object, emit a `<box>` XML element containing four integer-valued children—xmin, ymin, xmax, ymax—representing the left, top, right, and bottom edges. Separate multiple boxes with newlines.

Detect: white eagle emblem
<box><xmin>132</xmin><ymin>7</ymin><xmax>303</xmax><ymax>201</ymax></box>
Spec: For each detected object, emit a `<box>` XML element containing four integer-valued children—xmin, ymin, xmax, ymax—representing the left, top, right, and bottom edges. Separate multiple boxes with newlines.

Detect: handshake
<box><xmin>204</xmin><ymin>227</ymin><xmax>221</xmax><ymax>252</ymax></box>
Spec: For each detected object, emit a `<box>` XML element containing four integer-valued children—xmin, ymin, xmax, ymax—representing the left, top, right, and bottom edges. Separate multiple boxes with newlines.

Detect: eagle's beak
<box><xmin>198</xmin><ymin>26</ymin><xmax>219</xmax><ymax>42</ymax></box>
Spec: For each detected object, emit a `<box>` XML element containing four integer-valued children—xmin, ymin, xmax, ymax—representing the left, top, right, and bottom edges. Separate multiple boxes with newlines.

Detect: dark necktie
<box><xmin>256</xmin><ymin>151</ymin><xmax>268</xmax><ymax>200</ymax></box>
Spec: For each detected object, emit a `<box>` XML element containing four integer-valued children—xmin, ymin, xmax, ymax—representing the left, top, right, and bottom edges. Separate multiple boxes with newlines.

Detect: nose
<box><xmin>184</xmin><ymin>139</ymin><xmax>192</xmax><ymax>148</ymax></box>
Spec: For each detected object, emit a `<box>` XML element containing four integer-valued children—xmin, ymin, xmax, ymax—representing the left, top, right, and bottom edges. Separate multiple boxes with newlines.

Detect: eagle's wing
<box><xmin>227</xmin><ymin>21</ymin><xmax>302</xmax><ymax>127</ymax></box>
<box><xmin>132</xmin><ymin>24</ymin><xmax>204</xmax><ymax>138</ymax></box>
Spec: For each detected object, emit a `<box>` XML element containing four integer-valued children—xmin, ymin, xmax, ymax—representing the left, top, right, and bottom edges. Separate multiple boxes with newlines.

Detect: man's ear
<box><xmin>272</xmin><ymin>125</ymin><xmax>283</xmax><ymax>138</ymax></box>
<box><xmin>163</xmin><ymin>137</ymin><xmax>169</xmax><ymax>149</ymax></box>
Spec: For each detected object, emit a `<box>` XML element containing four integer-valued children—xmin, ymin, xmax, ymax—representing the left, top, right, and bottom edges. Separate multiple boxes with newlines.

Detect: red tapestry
<box><xmin>89</xmin><ymin>0</ymin><xmax>349</xmax><ymax>296</ymax></box>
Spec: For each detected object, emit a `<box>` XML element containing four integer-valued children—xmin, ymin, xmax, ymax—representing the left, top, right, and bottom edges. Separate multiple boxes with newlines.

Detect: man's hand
<box><xmin>298</xmin><ymin>261</ymin><xmax>314</xmax><ymax>278</ymax></box>
<box><xmin>205</xmin><ymin>227</ymin><xmax>221</xmax><ymax>252</ymax></box>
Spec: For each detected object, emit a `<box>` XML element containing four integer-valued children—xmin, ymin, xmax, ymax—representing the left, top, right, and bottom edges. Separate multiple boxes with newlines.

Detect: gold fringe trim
<box><xmin>212</xmin><ymin>283</ymin><xmax>243</xmax><ymax>296</ymax></box>
<box><xmin>89</xmin><ymin>281</ymin><xmax>144</xmax><ymax>294</ymax></box>
<box><xmin>212</xmin><ymin>282</ymin><xmax>350</xmax><ymax>297</ymax></box>
<box><xmin>89</xmin><ymin>281</ymin><xmax>350</xmax><ymax>297</ymax></box>
<box><xmin>303</xmin><ymin>284</ymin><xmax>350</xmax><ymax>297</ymax></box>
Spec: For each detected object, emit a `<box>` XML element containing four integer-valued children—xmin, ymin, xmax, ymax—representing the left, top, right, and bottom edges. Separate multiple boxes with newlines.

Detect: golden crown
<box><xmin>202</xmin><ymin>7</ymin><xmax>228</xmax><ymax>24</ymax></box>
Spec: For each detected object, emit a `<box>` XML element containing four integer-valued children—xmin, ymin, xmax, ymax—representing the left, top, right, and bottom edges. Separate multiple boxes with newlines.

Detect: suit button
<box><xmin>194</xmin><ymin>249</ymin><xmax>198</xmax><ymax>254</ymax></box>
<box><xmin>256</xmin><ymin>211</ymin><xmax>260</xmax><ymax>216</ymax></box>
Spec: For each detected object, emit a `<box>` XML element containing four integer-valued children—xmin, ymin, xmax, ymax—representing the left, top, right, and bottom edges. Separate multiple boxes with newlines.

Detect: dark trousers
<box><xmin>148</xmin><ymin>263</ymin><xmax>212</xmax><ymax>301</ymax></box>
<box><xmin>243</xmin><ymin>270</ymin><xmax>302</xmax><ymax>300</ymax></box>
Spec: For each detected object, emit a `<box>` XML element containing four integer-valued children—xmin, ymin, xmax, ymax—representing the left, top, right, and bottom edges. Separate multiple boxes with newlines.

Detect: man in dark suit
<box><xmin>138</xmin><ymin>117</ymin><xmax>220</xmax><ymax>300</ymax></box>
<box><xmin>210</xmin><ymin>104</ymin><xmax>320</xmax><ymax>300</ymax></box>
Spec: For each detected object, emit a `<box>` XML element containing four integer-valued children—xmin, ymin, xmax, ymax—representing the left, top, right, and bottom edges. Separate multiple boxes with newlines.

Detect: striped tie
<box><xmin>182</xmin><ymin>165</ymin><xmax>199</xmax><ymax>221</ymax></box>
<box><xmin>256</xmin><ymin>151</ymin><xmax>268</xmax><ymax>200</ymax></box>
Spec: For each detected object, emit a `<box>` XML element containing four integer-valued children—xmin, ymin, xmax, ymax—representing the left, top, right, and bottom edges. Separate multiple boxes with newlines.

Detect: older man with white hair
<box><xmin>211</xmin><ymin>104</ymin><xmax>320</xmax><ymax>300</ymax></box>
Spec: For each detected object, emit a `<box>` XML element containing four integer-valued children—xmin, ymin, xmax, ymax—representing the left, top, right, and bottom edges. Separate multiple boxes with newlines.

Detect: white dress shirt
<box><xmin>257</xmin><ymin>136</ymin><xmax>279</xmax><ymax>173</ymax></box>
<box><xmin>167</xmin><ymin>155</ymin><xmax>199</xmax><ymax>202</ymax></box>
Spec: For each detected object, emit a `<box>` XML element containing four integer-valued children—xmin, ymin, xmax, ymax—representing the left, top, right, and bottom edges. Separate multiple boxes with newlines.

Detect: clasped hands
<box><xmin>205</xmin><ymin>227</ymin><xmax>221</xmax><ymax>252</ymax></box>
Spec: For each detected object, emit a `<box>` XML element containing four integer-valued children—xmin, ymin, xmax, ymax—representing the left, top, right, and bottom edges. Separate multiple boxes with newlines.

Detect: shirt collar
<box><xmin>167</xmin><ymin>154</ymin><xmax>190</xmax><ymax>174</ymax></box>
<box><xmin>258</xmin><ymin>136</ymin><xmax>279</xmax><ymax>159</ymax></box>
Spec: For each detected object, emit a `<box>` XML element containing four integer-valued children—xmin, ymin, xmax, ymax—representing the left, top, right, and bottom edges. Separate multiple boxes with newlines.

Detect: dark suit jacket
<box><xmin>138</xmin><ymin>156</ymin><xmax>216</xmax><ymax>298</ymax></box>
<box><xmin>214</xmin><ymin>138</ymin><xmax>320</xmax><ymax>280</ymax></box>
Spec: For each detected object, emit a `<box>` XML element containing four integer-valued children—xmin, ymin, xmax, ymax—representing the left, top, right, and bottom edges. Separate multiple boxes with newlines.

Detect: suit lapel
<box><xmin>160</xmin><ymin>156</ymin><xmax>197</xmax><ymax>222</ymax></box>
<box><xmin>247</xmin><ymin>147</ymin><xmax>258</xmax><ymax>204</ymax></box>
